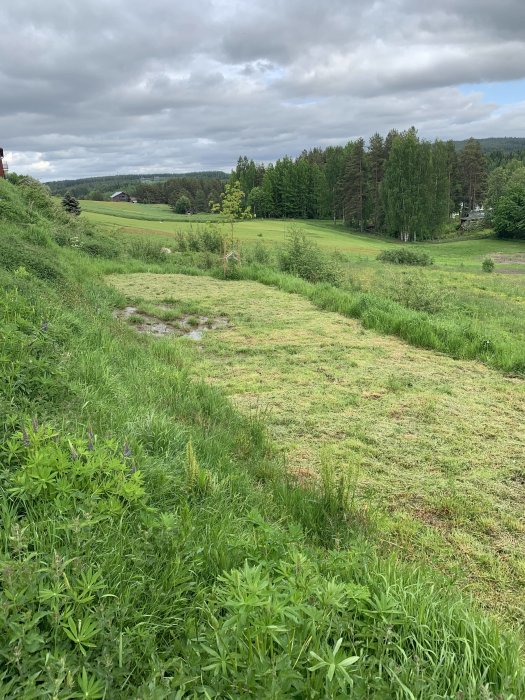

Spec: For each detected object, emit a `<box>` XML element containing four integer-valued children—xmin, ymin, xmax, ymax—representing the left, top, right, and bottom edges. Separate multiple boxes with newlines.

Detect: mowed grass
<box><xmin>108</xmin><ymin>272</ymin><xmax>525</xmax><ymax>621</ymax></box>
<box><xmin>81</xmin><ymin>199</ymin><xmax>525</xmax><ymax>268</ymax></box>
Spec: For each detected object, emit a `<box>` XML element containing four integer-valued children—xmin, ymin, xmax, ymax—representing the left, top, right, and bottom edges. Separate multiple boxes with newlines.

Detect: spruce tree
<box><xmin>459</xmin><ymin>138</ymin><xmax>488</xmax><ymax>212</ymax></box>
<box><xmin>368</xmin><ymin>133</ymin><xmax>386</xmax><ymax>230</ymax></box>
<box><xmin>342</xmin><ymin>138</ymin><xmax>368</xmax><ymax>231</ymax></box>
<box><xmin>61</xmin><ymin>193</ymin><xmax>81</xmax><ymax>216</ymax></box>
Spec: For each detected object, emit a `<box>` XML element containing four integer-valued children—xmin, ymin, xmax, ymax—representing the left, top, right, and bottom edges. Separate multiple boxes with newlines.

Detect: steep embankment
<box><xmin>1</xmin><ymin>177</ymin><xmax>524</xmax><ymax>698</ymax></box>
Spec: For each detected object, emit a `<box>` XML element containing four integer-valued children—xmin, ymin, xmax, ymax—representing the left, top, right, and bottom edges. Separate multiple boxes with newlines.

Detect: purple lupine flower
<box><xmin>70</xmin><ymin>445</ymin><xmax>79</xmax><ymax>461</ymax></box>
<box><xmin>123</xmin><ymin>441</ymin><xmax>132</xmax><ymax>459</ymax></box>
<box><xmin>87</xmin><ymin>429</ymin><xmax>94</xmax><ymax>452</ymax></box>
<box><xmin>32</xmin><ymin>417</ymin><xmax>39</xmax><ymax>433</ymax></box>
<box><xmin>22</xmin><ymin>427</ymin><xmax>30</xmax><ymax>447</ymax></box>
<box><xmin>41</xmin><ymin>322</ymin><xmax>48</xmax><ymax>333</ymax></box>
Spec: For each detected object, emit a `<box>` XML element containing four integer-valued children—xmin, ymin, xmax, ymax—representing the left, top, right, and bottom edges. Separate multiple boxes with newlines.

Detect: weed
<box><xmin>377</xmin><ymin>248</ymin><xmax>433</xmax><ymax>266</ymax></box>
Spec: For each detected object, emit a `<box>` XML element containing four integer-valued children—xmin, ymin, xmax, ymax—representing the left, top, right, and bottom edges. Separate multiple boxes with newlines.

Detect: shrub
<box><xmin>377</xmin><ymin>248</ymin><xmax>433</xmax><ymax>266</ymax></box>
<box><xmin>278</xmin><ymin>226</ymin><xmax>342</xmax><ymax>285</ymax></box>
<box><xmin>247</xmin><ymin>240</ymin><xmax>273</xmax><ymax>265</ymax></box>
<box><xmin>482</xmin><ymin>257</ymin><xmax>495</xmax><ymax>273</ymax></box>
<box><xmin>82</xmin><ymin>232</ymin><xmax>122</xmax><ymax>258</ymax></box>
<box><xmin>380</xmin><ymin>271</ymin><xmax>448</xmax><ymax>314</ymax></box>
<box><xmin>127</xmin><ymin>239</ymin><xmax>166</xmax><ymax>263</ymax></box>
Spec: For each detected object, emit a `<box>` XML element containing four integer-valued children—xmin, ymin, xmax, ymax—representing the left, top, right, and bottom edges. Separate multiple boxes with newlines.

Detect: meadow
<box><xmin>108</xmin><ymin>272</ymin><xmax>525</xmax><ymax>620</ymax></box>
<box><xmin>1</xmin><ymin>180</ymin><xmax>525</xmax><ymax>697</ymax></box>
<box><xmin>79</xmin><ymin>199</ymin><xmax>525</xmax><ymax>267</ymax></box>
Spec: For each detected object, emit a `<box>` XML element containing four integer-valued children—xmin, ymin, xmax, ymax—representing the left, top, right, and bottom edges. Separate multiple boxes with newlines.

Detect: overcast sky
<box><xmin>1</xmin><ymin>0</ymin><xmax>525</xmax><ymax>181</ymax></box>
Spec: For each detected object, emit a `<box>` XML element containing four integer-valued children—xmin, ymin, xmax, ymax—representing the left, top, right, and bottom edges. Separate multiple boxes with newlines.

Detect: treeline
<box><xmin>133</xmin><ymin>177</ymin><xmax>226</xmax><ymax>213</ymax></box>
<box><xmin>46</xmin><ymin>171</ymin><xmax>228</xmax><ymax>200</ymax></box>
<box><xmin>234</xmin><ymin>129</ymin><xmax>492</xmax><ymax>240</ymax></box>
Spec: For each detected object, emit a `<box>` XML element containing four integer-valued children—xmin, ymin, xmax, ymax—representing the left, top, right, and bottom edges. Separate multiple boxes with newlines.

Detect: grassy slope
<box><xmin>2</xmin><ymin>179</ymin><xmax>525</xmax><ymax>697</ymax></box>
<box><xmin>80</xmin><ymin>199</ymin><xmax>525</xmax><ymax>268</ymax></box>
<box><xmin>108</xmin><ymin>273</ymin><xmax>525</xmax><ymax>620</ymax></box>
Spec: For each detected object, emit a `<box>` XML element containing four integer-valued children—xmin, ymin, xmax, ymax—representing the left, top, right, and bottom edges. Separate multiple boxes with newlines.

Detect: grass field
<box><xmin>108</xmin><ymin>272</ymin><xmax>525</xmax><ymax>621</ymax></box>
<box><xmin>4</xmin><ymin>179</ymin><xmax>525</xmax><ymax>696</ymax></box>
<box><xmin>80</xmin><ymin>199</ymin><xmax>525</xmax><ymax>268</ymax></box>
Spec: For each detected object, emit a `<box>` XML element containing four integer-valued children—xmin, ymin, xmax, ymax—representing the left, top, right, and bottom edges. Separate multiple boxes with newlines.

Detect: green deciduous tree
<box><xmin>211</xmin><ymin>180</ymin><xmax>252</xmax><ymax>246</ymax></box>
<box><xmin>382</xmin><ymin>128</ymin><xmax>433</xmax><ymax>242</ymax></box>
<box><xmin>493</xmin><ymin>186</ymin><xmax>525</xmax><ymax>239</ymax></box>
<box><xmin>173</xmin><ymin>194</ymin><xmax>191</xmax><ymax>214</ymax></box>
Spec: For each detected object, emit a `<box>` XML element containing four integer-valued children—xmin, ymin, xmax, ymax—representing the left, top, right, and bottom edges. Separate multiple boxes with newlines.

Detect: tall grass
<box><xmin>234</xmin><ymin>264</ymin><xmax>525</xmax><ymax>375</ymax></box>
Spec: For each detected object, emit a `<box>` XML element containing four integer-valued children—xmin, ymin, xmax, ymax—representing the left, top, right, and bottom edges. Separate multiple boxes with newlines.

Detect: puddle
<box><xmin>113</xmin><ymin>307</ymin><xmax>229</xmax><ymax>340</ymax></box>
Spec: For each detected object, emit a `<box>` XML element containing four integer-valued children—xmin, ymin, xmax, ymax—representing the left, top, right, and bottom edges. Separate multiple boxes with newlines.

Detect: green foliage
<box><xmin>482</xmin><ymin>257</ymin><xmax>495</xmax><ymax>273</ymax></box>
<box><xmin>127</xmin><ymin>239</ymin><xmax>168</xmax><ymax>263</ymax></box>
<box><xmin>278</xmin><ymin>226</ymin><xmax>342</xmax><ymax>285</ymax></box>
<box><xmin>379</xmin><ymin>270</ymin><xmax>448</xmax><ymax>314</ymax></box>
<box><xmin>377</xmin><ymin>248</ymin><xmax>433</xmax><ymax>266</ymax></box>
<box><xmin>62</xmin><ymin>193</ymin><xmax>82</xmax><ymax>216</ymax></box>
<box><xmin>459</xmin><ymin>138</ymin><xmax>488</xmax><ymax>211</ymax></box>
<box><xmin>211</xmin><ymin>179</ymin><xmax>252</xmax><ymax>237</ymax></box>
<box><xmin>493</xmin><ymin>186</ymin><xmax>525</xmax><ymax>239</ymax></box>
<box><xmin>0</xmin><ymin>231</ymin><xmax>64</xmax><ymax>281</ymax></box>
<box><xmin>1</xmin><ymin>175</ymin><xmax>525</xmax><ymax>696</ymax></box>
<box><xmin>246</xmin><ymin>240</ymin><xmax>273</xmax><ymax>265</ymax></box>
<box><xmin>172</xmin><ymin>194</ymin><xmax>191</xmax><ymax>214</ymax></box>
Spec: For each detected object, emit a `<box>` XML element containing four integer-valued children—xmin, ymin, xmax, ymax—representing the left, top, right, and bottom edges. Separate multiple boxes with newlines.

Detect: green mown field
<box><xmin>108</xmin><ymin>272</ymin><xmax>525</xmax><ymax>620</ymax></box>
<box><xmin>80</xmin><ymin>198</ymin><xmax>525</xmax><ymax>268</ymax></box>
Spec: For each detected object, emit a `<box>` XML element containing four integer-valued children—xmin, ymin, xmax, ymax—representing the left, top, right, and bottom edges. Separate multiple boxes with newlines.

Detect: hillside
<box><xmin>454</xmin><ymin>136</ymin><xmax>525</xmax><ymax>153</ymax></box>
<box><xmin>1</xmin><ymin>176</ymin><xmax>524</xmax><ymax>698</ymax></box>
<box><xmin>46</xmin><ymin>170</ymin><xmax>229</xmax><ymax>198</ymax></box>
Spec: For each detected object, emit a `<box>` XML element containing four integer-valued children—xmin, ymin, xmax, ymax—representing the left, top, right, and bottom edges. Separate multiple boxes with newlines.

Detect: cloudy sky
<box><xmin>1</xmin><ymin>0</ymin><xmax>525</xmax><ymax>180</ymax></box>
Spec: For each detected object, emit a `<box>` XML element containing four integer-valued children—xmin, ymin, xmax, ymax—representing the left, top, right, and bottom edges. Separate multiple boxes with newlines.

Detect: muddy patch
<box><xmin>113</xmin><ymin>306</ymin><xmax>228</xmax><ymax>339</ymax></box>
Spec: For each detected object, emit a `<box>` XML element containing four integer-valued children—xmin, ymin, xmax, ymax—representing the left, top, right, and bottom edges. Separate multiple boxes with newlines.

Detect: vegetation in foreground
<box><xmin>1</xmin><ymin>176</ymin><xmax>525</xmax><ymax>698</ymax></box>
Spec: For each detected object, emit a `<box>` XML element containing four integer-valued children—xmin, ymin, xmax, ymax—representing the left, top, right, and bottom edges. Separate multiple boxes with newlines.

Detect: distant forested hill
<box><xmin>46</xmin><ymin>171</ymin><xmax>229</xmax><ymax>198</ymax></box>
<box><xmin>454</xmin><ymin>137</ymin><xmax>525</xmax><ymax>153</ymax></box>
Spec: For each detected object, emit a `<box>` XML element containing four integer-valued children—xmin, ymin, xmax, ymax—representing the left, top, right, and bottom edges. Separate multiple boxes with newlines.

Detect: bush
<box><xmin>82</xmin><ymin>232</ymin><xmax>122</xmax><ymax>258</ymax></box>
<box><xmin>379</xmin><ymin>270</ymin><xmax>448</xmax><ymax>314</ymax></box>
<box><xmin>173</xmin><ymin>226</ymin><xmax>225</xmax><ymax>254</ymax></box>
<box><xmin>278</xmin><ymin>226</ymin><xmax>342</xmax><ymax>285</ymax></box>
<box><xmin>482</xmin><ymin>257</ymin><xmax>495</xmax><ymax>273</ymax></box>
<box><xmin>246</xmin><ymin>240</ymin><xmax>273</xmax><ymax>265</ymax></box>
<box><xmin>127</xmin><ymin>239</ymin><xmax>167</xmax><ymax>263</ymax></box>
<box><xmin>377</xmin><ymin>248</ymin><xmax>433</xmax><ymax>266</ymax></box>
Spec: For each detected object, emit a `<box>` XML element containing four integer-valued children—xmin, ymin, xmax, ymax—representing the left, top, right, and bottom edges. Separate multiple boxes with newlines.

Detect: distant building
<box><xmin>460</xmin><ymin>207</ymin><xmax>485</xmax><ymax>230</ymax></box>
<box><xmin>110</xmin><ymin>191</ymin><xmax>131</xmax><ymax>202</ymax></box>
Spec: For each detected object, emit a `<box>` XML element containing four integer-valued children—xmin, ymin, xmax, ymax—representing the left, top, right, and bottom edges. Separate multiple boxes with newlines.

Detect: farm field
<box><xmin>80</xmin><ymin>199</ymin><xmax>525</xmax><ymax>268</ymax></box>
<box><xmin>108</xmin><ymin>272</ymin><xmax>525</xmax><ymax>620</ymax></box>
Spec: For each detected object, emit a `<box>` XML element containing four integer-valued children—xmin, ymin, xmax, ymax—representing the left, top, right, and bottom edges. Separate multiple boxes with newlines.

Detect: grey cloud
<box><xmin>1</xmin><ymin>0</ymin><xmax>524</xmax><ymax>179</ymax></box>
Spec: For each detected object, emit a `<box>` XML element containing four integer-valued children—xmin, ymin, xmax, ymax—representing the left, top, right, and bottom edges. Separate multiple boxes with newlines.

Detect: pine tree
<box><xmin>367</xmin><ymin>133</ymin><xmax>386</xmax><ymax>230</ymax></box>
<box><xmin>459</xmin><ymin>138</ymin><xmax>488</xmax><ymax>212</ymax></box>
<box><xmin>342</xmin><ymin>139</ymin><xmax>368</xmax><ymax>231</ymax></box>
<box><xmin>61</xmin><ymin>193</ymin><xmax>81</xmax><ymax>216</ymax></box>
